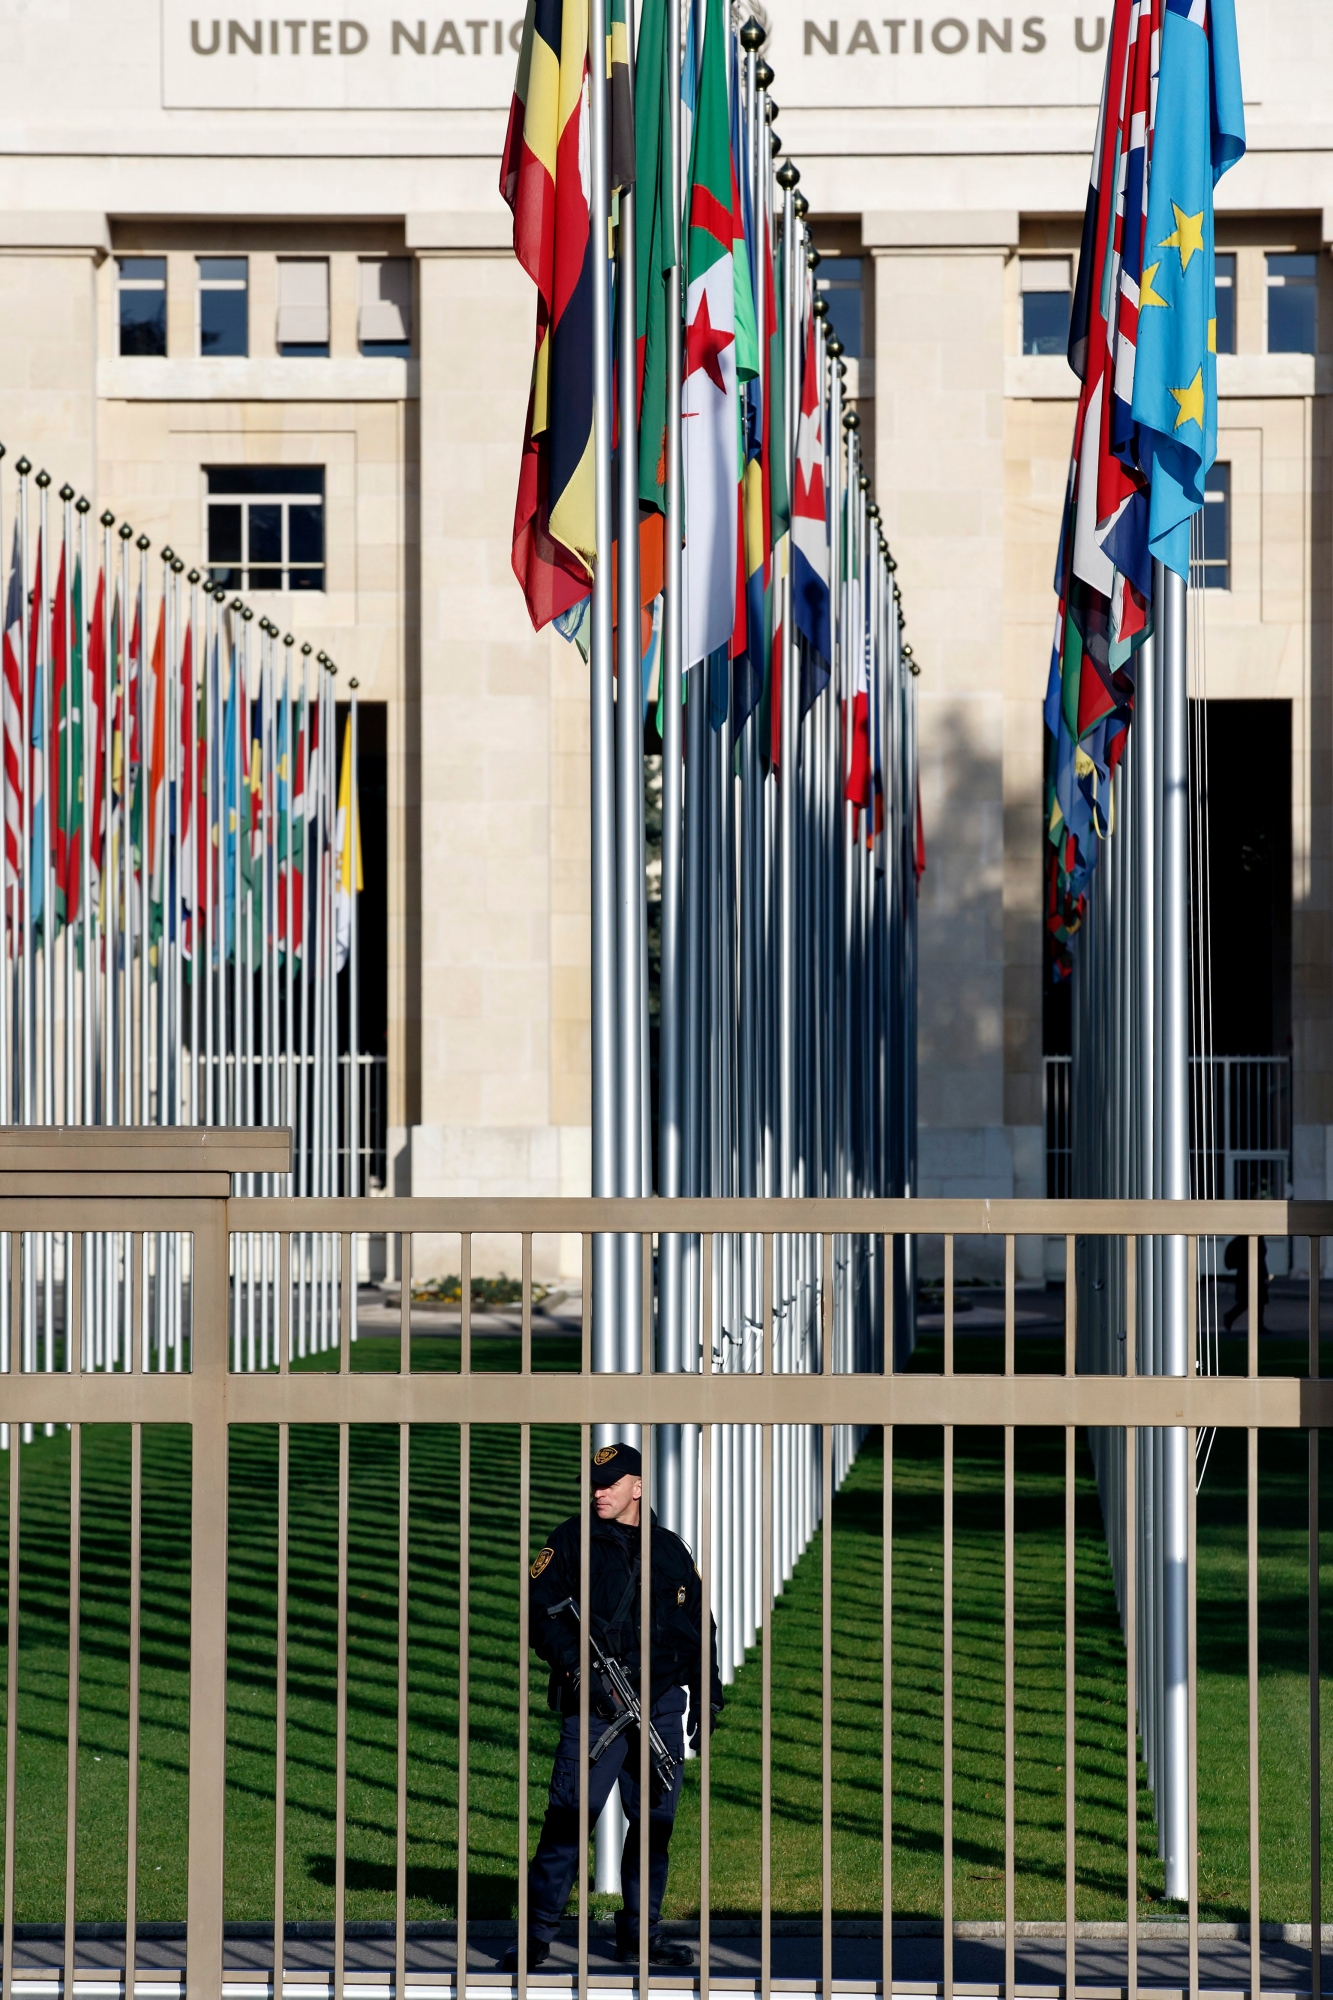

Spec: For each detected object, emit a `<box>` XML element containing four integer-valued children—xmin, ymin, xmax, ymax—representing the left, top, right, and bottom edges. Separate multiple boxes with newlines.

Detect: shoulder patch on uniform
<box><xmin>593</xmin><ymin>1445</ymin><xmax>618</xmax><ymax>1466</ymax></box>
<box><xmin>677</xmin><ymin>1584</ymin><xmax>687</xmax><ymax>1606</ymax></box>
<box><xmin>530</xmin><ymin>1547</ymin><xmax>555</xmax><ymax>1579</ymax></box>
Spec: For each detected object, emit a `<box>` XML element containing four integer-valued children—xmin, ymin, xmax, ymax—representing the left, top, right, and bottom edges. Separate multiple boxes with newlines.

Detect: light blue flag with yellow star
<box><xmin>1131</xmin><ymin>0</ymin><xmax>1245</xmax><ymax>578</ymax></box>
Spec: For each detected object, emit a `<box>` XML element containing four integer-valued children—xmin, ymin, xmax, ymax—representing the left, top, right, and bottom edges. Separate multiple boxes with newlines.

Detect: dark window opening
<box><xmin>205</xmin><ymin>465</ymin><xmax>325</xmax><ymax>591</ymax></box>
<box><xmin>118</xmin><ymin>256</ymin><xmax>166</xmax><ymax>358</ymax></box>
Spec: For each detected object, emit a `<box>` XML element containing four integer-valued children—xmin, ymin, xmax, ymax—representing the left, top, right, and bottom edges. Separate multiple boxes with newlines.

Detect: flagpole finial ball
<box><xmin>793</xmin><ymin>192</ymin><xmax>809</xmax><ymax>220</ymax></box>
<box><xmin>349</xmin><ymin>677</ymin><xmax>360</xmax><ymax>690</ymax></box>
<box><xmin>764</xmin><ymin>98</ymin><xmax>777</xmax><ymax>124</ymax></box>
<box><xmin>188</xmin><ymin>570</ymin><xmax>200</xmax><ymax>585</ymax></box>
<box><xmin>59</xmin><ymin>483</ymin><xmax>74</xmax><ymax>503</ymax></box>
<box><xmin>769</xmin><ymin>131</ymin><xmax>782</xmax><ymax>158</ymax></box>
<box><xmin>843</xmin><ymin>409</ymin><xmax>860</xmax><ymax>431</ymax></box>
<box><xmin>858</xmin><ymin>474</ymin><xmax>870</xmax><ymax>492</ymax></box>
<box><xmin>118</xmin><ymin>523</ymin><xmax>132</xmax><ymax>541</ymax></box>
<box><xmin>740</xmin><ymin>17</ymin><xmax>765</xmax><ymax>49</ymax></box>
<box><xmin>171</xmin><ymin>558</ymin><xmax>184</xmax><ymax>575</ymax></box>
<box><xmin>317</xmin><ymin>650</ymin><xmax>328</xmax><ymax>665</ymax></box>
<box><xmin>136</xmin><ymin>535</ymin><xmax>150</xmax><ymax>552</ymax></box>
<box><xmin>284</xmin><ymin>634</ymin><xmax>294</xmax><ymax>648</ymax></box>
<box><xmin>867</xmin><ymin>501</ymin><xmax>880</xmax><ymax>521</ymax></box>
<box><xmin>161</xmin><ymin>545</ymin><xmax>175</xmax><ymax>563</ymax></box>
<box><xmin>35</xmin><ymin>470</ymin><xmax>50</xmax><ymax>489</ymax></box>
<box><xmin>777</xmin><ymin>159</ymin><xmax>799</xmax><ymax>191</ymax></box>
<box><xmin>100</xmin><ymin>511</ymin><xmax>115</xmax><ymax>529</ymax></box>
<box><xmin>756</xmin><ymin>58</ymin><xmax>773</xmax><ymax>87</ymax></box>
<box><xmin>813</xmin><ymin>296</ymin><xmax>828</xmax><ymax>320</ymax></box>
<box><xmin>827</xmin><ymin>333</ymin><xmax>842</xmax><ymax>355</ymax></box>
<box><xmin>242</xmin><ymin>606</ymin><xmax>254</xmax><ymax>621</ymax></box>
<box><xmin>76</xmin><ymin>497</ymin><xmax>90</xmax><ymax>515</ymax></box>
<box><xmin>0</xmin><ymin>446</ymin><xmax>6</xmax><ymax>463</ymax></box>
<box><xmin>15</xmin><ymin>459</ymin><xmax>30</xmax><ymax>478</ymax></box>
<box><xmin>302</xmin><ymin>642</ymin><xmax>313</xmax><ymax>657</ymax></box>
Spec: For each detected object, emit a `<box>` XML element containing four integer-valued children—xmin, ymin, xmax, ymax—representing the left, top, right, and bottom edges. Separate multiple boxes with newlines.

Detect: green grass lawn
<box><xmin>0</xmin><ymin>1313</ymin><xmax>1328</xmax><ymax>1929</ymax></box>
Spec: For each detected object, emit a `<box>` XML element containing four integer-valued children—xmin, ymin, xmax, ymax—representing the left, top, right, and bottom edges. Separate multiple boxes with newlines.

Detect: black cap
<box><xmin>590</xmin><ymin>1442</ymin><xmax>642</xmax><ymax>1488</ymax></box>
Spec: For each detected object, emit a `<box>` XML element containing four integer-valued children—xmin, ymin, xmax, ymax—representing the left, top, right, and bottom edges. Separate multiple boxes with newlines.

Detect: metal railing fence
<box><xmin>1044</xmin><ymin>1054</ymin><xmax>1293</xmax><ymax>1202</ymax></box>
<box><xmin>0</xmin><ymin>1189</ymin><xmax>1326</xmax><ymax>2000</ymax></box>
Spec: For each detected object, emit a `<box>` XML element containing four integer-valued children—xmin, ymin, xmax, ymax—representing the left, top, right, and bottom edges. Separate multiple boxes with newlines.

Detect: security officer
<box><xmin>503</xmin><ymin>1442</ymin><xmax>722</xmax><ymax>1969</ymax></box>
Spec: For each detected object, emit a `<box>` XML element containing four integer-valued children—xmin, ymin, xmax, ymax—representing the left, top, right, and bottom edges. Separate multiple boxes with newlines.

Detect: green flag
<box><xmin>634</xmin><ymin>0</ymin><xmax>674</xmax><ymax>515</ymax></box>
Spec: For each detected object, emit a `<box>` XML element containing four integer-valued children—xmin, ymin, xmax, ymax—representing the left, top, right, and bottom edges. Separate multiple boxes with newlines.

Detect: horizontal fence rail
<box><xmin>0</xmin><ymin>1192</ymin><xmax>1325</xmax><ymax>2000</ymax></box>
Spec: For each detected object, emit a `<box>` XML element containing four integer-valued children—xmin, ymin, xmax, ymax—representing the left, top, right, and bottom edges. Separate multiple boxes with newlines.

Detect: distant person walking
<box><xmin>1223</xmin><ymin>1235</ymin><xmax>1269</xmax><ymax>1334</ymax></box>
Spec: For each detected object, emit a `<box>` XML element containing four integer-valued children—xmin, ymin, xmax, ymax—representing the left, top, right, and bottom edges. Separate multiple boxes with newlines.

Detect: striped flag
<box><xmin>334</xmin><ymin>713</ymin><xmax>362</xmax><ymax>975</ymax></box>
<box><xmin>792</xmin><ymin>304</ymin><xmax>830</xmax><ymax>667</ymax></box>
<box><xmin>502</xmin><ymin>0</ymin><xmax>597</xmax><ymax>629</ymax></box>
<box><xmin>681</xmin><ymin>0</ymin><xmax>738</xmax><ymax>668</ymax></box>
<box><xmin>3</xmin><ymin>531</ymin><xmax>22</xmax><ymax>893</ymax></box>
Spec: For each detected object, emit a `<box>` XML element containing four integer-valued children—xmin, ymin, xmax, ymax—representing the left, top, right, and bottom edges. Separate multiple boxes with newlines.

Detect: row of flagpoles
<box><xmin>1044</xmin><ymin>0</ymin><xmax>1245</xmax><ymax>1900</ymax></box>
<box><xmin>502</xmin><ymin>0</ymin><xmax>924</xmax><ymax>1882</ymax></box>
<box><xmin>0</xmin><ymin>449</ymin><xmax>365</xmax><ymax>1386</ymax></box>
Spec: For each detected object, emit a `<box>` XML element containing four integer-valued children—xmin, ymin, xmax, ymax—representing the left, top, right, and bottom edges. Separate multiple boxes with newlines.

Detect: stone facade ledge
<box><xmin>0</xmin><ymin>211</ymin><xmax>109</xmax><ymax>253</ymax></box>
<box><xmin>97</xmin><ymin>355</ymin><xmax>415</xmax><ymax>402</ymax></box>
<box><xmin>862</xmin><ymin>209</ymin><xmax>1019</xmax><ymax>250</ymax></box>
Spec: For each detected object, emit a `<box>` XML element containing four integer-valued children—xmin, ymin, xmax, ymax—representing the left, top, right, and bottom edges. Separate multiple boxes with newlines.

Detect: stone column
<box><xmin>866</xmin><ymin>209</ymin><xmax>1017</xmax><ymax>1260</ymax></box>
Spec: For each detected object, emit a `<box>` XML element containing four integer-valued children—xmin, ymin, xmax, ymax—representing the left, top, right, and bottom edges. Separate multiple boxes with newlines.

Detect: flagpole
<box><xmin>588</xmin><ymin>0</ymin><xmax>619</xmax><ymax>1370</ymax></box>
<box><xmin>1156</xmin><ymin>553</ymin><xmax>1190</xmax><ymax>1901</ymax></box>
<box><xmin>0</xmin><ymin>443</ymin><xmax>9</xmax><ymax>1136</ymax></box>
<box><xmin>348</xmin><ymin>674</ymin><xmax>361</xmax><ymax>1198</ymax></box>
<box><xmin>615</xmin><ymin>37</ymin><xmax>645</xmax><ymax>1370</ymax></box>
<box><xmin>118</xmin><ymin>523</ymin><xmax>132</xmax><ymax>1127</ymax></box>
<box><xmin>36</xmin><ymin>470</ymin><xmax>54</xmax><ymax>1127</ymax></box>
<box><xmin>656</xmin><ymin>0</ymin><xmax>687</xmax><ymax>1525</ymax></box>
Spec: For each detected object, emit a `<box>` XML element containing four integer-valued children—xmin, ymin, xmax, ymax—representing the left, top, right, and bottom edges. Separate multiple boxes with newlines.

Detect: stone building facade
<box><xmin>0</xmin><ymin>0</ymin><xmax>1326</xmax><ymax>1237</ymax></box>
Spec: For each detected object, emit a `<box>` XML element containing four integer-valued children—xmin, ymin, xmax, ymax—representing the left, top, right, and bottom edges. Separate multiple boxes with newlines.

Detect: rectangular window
<box><xmin>1214</xmin><ymin>252</ymin><xmax>1236</xmax><ymax>355</ymax></box>
<box><xmin>359</xmin><ymin>257</ymin><xmax>413</xmax><ymax>357</ymax></box>
<box><xmin>118</xmin><ymin>256</ymin><xmax>167</xmax><ymax>357</ymax></box>
<box><xmin>1020</xmin><ymin>256</ymin><xmax>1072</xmax><ymax>357</ymax></box>
<box><xmin>1197</xmin><ymin>461</ymin><xmax>1230</xmax><ymax>590</ymax></box>
<box><xmin>1267</xmin><ymin>251</ymin><xmax>1317</xmax><ymax>355</ymax></box>
<box><xmin>814</xmin><ymin>257</ymin><xmax>863</xmax><ymax>359</ymax></box>
<box><xmin>205</xmin><ymin>466</ymin><xmax>325</xmax><ymax>591</ymax></box>
<box><xmin>199</xmin><ymin>256</ymin><xmax>248</xmax><ymax>357</ymax></box>
<box><xmin>277</xmin><ymin>258</ymin><xmax>330</xmax><ymax>357</ymax></box>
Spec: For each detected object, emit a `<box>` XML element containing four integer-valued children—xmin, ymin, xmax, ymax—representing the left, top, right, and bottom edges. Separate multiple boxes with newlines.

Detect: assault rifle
<box><xmin>545</xmin><ymin>1596</ymin><xmax>678</xmax><ymax>1801</ymax></box>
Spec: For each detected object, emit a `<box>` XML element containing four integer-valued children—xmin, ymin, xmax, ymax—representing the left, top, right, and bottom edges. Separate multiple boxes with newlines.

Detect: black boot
<box><xmin>615</xmin><ymin>1934</ymin><xmax>694</xmax><ymax>1967</ymax></box>
<box><xmin>500</xmin><ymin>1938</ymin><xmax>551</xmax><ymax>1972</ymax></box>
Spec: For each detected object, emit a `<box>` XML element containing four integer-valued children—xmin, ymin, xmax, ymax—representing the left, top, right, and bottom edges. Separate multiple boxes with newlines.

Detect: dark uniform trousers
<box><xmin>527</xmin><ymin>1686</ymin><xmax>687</xmax><ymax>1946</ymax></box>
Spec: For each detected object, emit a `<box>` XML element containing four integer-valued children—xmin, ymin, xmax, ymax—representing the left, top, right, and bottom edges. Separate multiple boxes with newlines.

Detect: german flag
<box><xmin>501</xmin><ymin>0</ymin><xmax>596</xmax><ymax>631</ymax></box>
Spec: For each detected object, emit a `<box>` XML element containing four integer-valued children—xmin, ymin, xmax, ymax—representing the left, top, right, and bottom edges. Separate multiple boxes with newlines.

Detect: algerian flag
<box><xmin>334</xmin><ymin>712</ymin><xmax>362</xmax><ymax>975</ymax></box>
<box><xmin>681</xmin><ymin>0</ymin><xmax>737</xmax><ymax>669</ymax></box>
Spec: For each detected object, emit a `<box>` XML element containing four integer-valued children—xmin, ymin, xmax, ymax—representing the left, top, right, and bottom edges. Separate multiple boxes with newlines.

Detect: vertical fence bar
<box><xmin>521</xmin><ymin>1234</ymin><xmax>532</xmax><ymax>1379</ymax></box>
<box><xmin>1125</xmin><ymin>1417</ymin><xmax>1137</xmax><ymax>2000</ymax></box>
<box><xmin>822</xmin><ymin>1417</ymin><xmax>833</xmax><ymax>2000</ymax></box>
<box><xmin>340</xmin><ymin>1231</ymin><xmax>352</xmax><ymax>1374</ymax></box>
<box><xmin>576</xmin><ymin>1423</ymin><xmax>590</xmax><ymax>1995</ymax></box>
<box><xmin>1240</xmin><ymin>1416</ymin><xmax>1248</xmax><ymax>2000</ymax></box>
<box><xmin>458</xmin><ymin>1419</ymin><xmax>470</xmax><ymax>1987</ymax></box>
<box><xmin>461</xmin><ymin>1235</ymin><xmax>472</xmax><ymax>1380</ymax></box>
<box><xmin>700</xmin><ymin>1418</ymin><xmax>712</xmax><ymax>2000</ymax></box>
<box><xmin>518</xmin><ymin>1418</ymin><xmax>531</xmax><ymax>1998</ymax></box>
<box><xmin>943</xmin><ymin>1419</ymin><xmax>953</xmax><ymax>2000</ymax></box>
<box><xmin>333</xmin><ymin>1418</ymin><xmax>350</xmax><ymax>2000</ymax></box>
<box><xmin>1187</xmin><ymin>1422</ymin><xmax>1199</xmax><ymax>2000</ymax></box>
<box><xmin>274</xmin><ymin>1420</ymin><xmax>289</xmax><ymax>2000</ymax></box>
<box><xmin>761</xmin><ymin>1420</ymin><xmax>773</xmax><ymax>2000</ymax></box>
<box><xmin>401</xmin><ymin>1234</ymin><xmax>412</xmax><ymax>1374</ymax></box>
<box><xmin>186</xmin><ymin>1199</ymin><xmax>231</xmax><ymax>2000</ymax></box>
<box><xmin>1004</xmin><ymin>1417</ymin><xmax>1014</xmax><ymax>2000</ymax></box>
<box><xmin>1310</xmin><ymin>1237</ymin><xmax>1322</xmax><ymax>2000</ymax></box>
<box><xmin>639</xmin><ymin>1425</ymin><xmax>652</xmax><ymax>1997</ymax></box>
<box><xmin>943</xmin><ymin>1236</ymin><xmax>954</xmax><ymax>1377</ymax></box>
<box><xmin>279</xmin><ymin>1234</ymin><xmax>290</xmax><ymax>1377</ymax></box>
<box><xmin>883</xmin><ymin>1421</ymin><xmax>893</xmax><ymax>2000</ymax></box>
<box><xmin>396</xmin><ymin>1421</ymin><xmax>410</xmax><ymax>2000</ymax></box>
<box><xmin>1064</xmin><ymin>1419</ymin><xmax>1075</xmax><ymax>2000</ymax></box>
<box><xmin>126</xmin><ymin>1420</ymin><xmax>142</xmax><ymax>1990</ymax></box>
<box><xmin>1003</xmin><ymin>1236</ymin><xmax>1015</xmax><ymax>1378</ymax></box>
<box><xmin>1064</xmin><ymin>1230</ymin><xmax>1076</xmax><ymax>2000</ymax></box>
<box><xmin>63</xmin><ymin>1420</ymin><xmax>81</xmax><ymax>2000</ymax></box>
<box><xmin>2</xmin><ymin>1398</ymin><xmax>18</xmax><ymax>2000</ymax></box>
